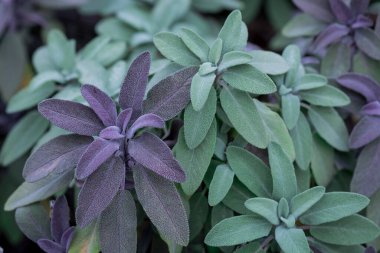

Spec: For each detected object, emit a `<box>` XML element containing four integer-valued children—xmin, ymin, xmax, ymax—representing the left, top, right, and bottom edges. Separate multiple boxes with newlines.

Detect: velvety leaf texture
<box><xmin>133</xmin><ymin>166</ymin><xmax>189</xmax><ymax>246</ymax></box>
<box><xmin>23</xmin><ymin>134</ymin><xmax>92</xmax><ymax>182</ymax></box>
<box><xmin>38</xmin><ymin>99</ymin><xmax>104</xmax><ymax>136</ymax></box>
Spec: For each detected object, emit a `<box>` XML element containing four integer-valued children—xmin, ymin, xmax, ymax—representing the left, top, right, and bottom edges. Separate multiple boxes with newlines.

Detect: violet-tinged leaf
<box><xmin>76</xmin><ymin>138</ymin><xmax>120</xmax><ymax>180</ymax></box>
<box><xmin>39</xmin><ymin>99</ymin><xmax>104</xmax><ymax>136</ymax></box>
<box><xmin>328</xmin><ymin>0</ymin><xmax>353</xmax><ymax>23</ymax></box>
<box><xmin>129</xmin><ymin>132</ymin><xmax>185</xmax><ymax>183</ymax></box>
<box><xmin>313</xmin><ymin>24</ymin><xmax>350</xmax><ymax>50</ymax></box>
<box><xmin>23</xmin><ymin>134</ymin><xmax>92</xmax><ymax>182</ymax></box>
<box><xmin>351</xmin><ymin>138</ymin><xmax>380</xmax><ymax>196</ymax></box>
<box><xmin>361</xmin><ymin>101</ymin><xmax>380</xmax><ymax>116</ymax></box>
<box><xmin>337</xmin><ymin>73</ymin><xmax>380</xmax><ymax>102</ymax></box>
<box><xmin>293</xmin><ymin>0</ymin><xmax>335</xmax><ymax>22</ymax></box>
<box><xmin>349</xmin><ymin>116</ymin><xmax>380</xmax><ymax>148</ymax></box>
<box><xmin>133</xmin><ymin>166</ymin><xmax>189</xmax><ymax>246</ymax></box>
<box><xmin>117</xmin><ymin>108</ymin><xmax>133</xmax><ymax>133</ymax></box>
<box><xmin>100</xmin><ymin>190</ymin><xmax>137</xmax><ymax>253</ymax></box>
<box><xmin>99</xmin><ymin>126</ymin><xmax>124</xmax><ymax>140</ymax></box>
<box><xmin>350</xmin><ymin>0</ymin><xmax>370</xmax><ymax>16</ymax></box>
<box><xmin>51</xmin><ymin>196</ymin><xmax>70</xmax><ymax>242</ymax></box>
<box><xmin>119</xmin><ymin>52</ymin><xmax>150</xmax><ymax>117</ymax></box>
<box><xmin>143</xmin><ymin>67</ymin><xmax>198</xmax><ymax>120</ymax></box>
<box><xmin>61</xmin><ymin>227</ymin><xmax>75</xmax><ymax>251</ymax></box>
<box><xmin>76</xmin><ymin>157</ymin><xmax>125</xmax><ymax>228</ymax></box>
<box><xmin>126</xmin><ymin>113</ymin><xmax>165</xmax><ymax>138</ymax></box>
<box><xmin>81</xmin><ymin>84</ymin><xmax>117</xmax><ymax>127</ymax></box>
<box><xmin>37</xmin><ymin>239</ymin><xmax>65</xmax><ymax>253</ymax></box>
<box><xmin>351</xmin><ymin>15</ymin><xmax>373</xmax><ymax>29</ymax></box>
<box><xmin>355</xmin><ymin>28</ymin><xmax>380</xmax><ymax>61</ymax></box>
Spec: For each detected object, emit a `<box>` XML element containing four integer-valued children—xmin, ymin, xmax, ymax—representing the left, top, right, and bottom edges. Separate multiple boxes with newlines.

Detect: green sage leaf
<box><xmin>209</xmin><ymin>164</ymin><xmax>235</xmax><ymax>206</ymax></box>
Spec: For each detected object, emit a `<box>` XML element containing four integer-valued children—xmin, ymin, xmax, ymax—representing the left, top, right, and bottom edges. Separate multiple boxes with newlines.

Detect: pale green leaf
<box><xmin>226</xmin><ymin>146</ymin><xmax>272</xmax><ymax>198</ymax></box>
<box><xmin>308</xmin><ymin>106</ymin><xmax>349</xmax><ymax>151</ymax></box>
<box><xmin>311</xmin><ymin>134</ymin><xmax>335</xmax><ymax>186</ymax></box>
<box><xmin>205</xmin><ymin>215</ymin><xmax>271</xmax><ymax>246</ymax></box>
<box><xmin>218</xmin><ymin>51</ymin><xmax>252</xmax><ymax>71</ymax></box>
<box><xmin>180</xmin><ymin>28</ymin><xmax>209</xmax><ymax>62</ymax></box>
<box><xmin>244</xmin><ymin>197</ymin><xmax>279</xmax><ymax>225</ymax></box>
<box><xmin>282</xmin><ymin>45</ymin><xmax>301</xmax><ymax>88</ymax></box>
<box><xmin>300</xmin><ymin>192</ymin><xmax>370</xmax><ymax>225</ymax></box>
<box><xmin>248</xmin><ymin>50</ymin><xmax>289</xmax><ymax>75</ymax></box>
<box><xmin>47</xmin><ymin>29</ymin><xmax>75</xmax><ymax>71</ymax></box>
<box><xmin>268</xmin><ymin>142</ymin><xmax>297</xmax><ymax>201</ymax></box>
<box><xmin>209</xmin><ymin>38</ymin><xmax>223</xmax><ymax>64</ymax></box>
<box><xmin>290</xmin><ymin>186</ymin><xmax>325</xmax><ymax>218</ymax></box>
<box><xmin>281</xmin><ymin>93</ymin><xmax>300</xmax><ymax>130</ymax></box>
<box><xmin>28</xmin><ymin>70</ymin><xmax>64</xmax><ymax>90</ymax></box>
<box><xmin>295</xmin><ymin>73</ymin><xmax>327</xmax><ymax>91</ymax></box>
<box><xmin>282</xmin><ymin>13</ymin><xmax>325</xmax><ymax>37</ymax></box>
<box><xmin>190</xmin><ymin>72</ymin><xmax>216</xmax><ymax>111</ymax></box>
<box><xmin>218</xmin><ymin>10</ymin><xmax>244</xmax><ymax>54</ymax></box>
<box><xmin>321</xmin><ymin>43</ymin><xmax>351</xmax><ymax>78</ymax></box>
<box><xmin>299</xmin><ymin>85</ymin><xmax>350</xmax><ymax>107</ymax></box>
<box><xmin>275</xmin><ymin>226</ymin><xmax>310</xmax><ymax>253</ymax></box>
<box><xmin>223</xmin><ymin>65</ymin><xmax>277</xmax><ymax>94</ymax></box>
<box><xmin>220</xmin><ymin>87</ymin><xmax>268</xmax><ymax>148</ymax></box>
<box><xmin>209</xmin><ymin>164</ymin><xmax>235</xmax><ymax>206</ymax></box>
<box><xmin>290</xmin><ymin>113</ymin><xmax>313</xmax><ymax>170</ymax></box>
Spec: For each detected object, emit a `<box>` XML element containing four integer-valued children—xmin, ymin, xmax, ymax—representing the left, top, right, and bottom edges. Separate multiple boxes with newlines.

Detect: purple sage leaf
<box><xmin>126</xmin><ymin>113</ymin><xmax>165</xmax><ymax>138</ymax></box>
<box><xmin>143</xmin><ymin>67</ymin><xmax>198</xmax><ymax>120</ymax></box>
<box><xmin>350</xmin><ymin>0</ymin><xmax>370</xmax><ymax>16</ymax></box>
<box><xmin>99</xmin><ymin>126</ymin><xmax>124</xmax><ymax>140</ymax></box>
<box><xmin>81</xmin><ymin>84</ymin><xmax>117</xmax><ymax>127</ymax></box>
<box><xmin>37</xmin><ymin>239</ymin><xmax>65</xmax><ymax>253</ymax></box>
<box><xmin>61</xmin><ymin>227</ymin><xmax>75</xmax><ymax>251</ymax></box>
<box><xmin>133</xmin><ymin>166</ymin><xmax>189</xmax><ymax>246</ymax></box>
<box><xmin>349</xmin><ymin>116</ymin><xmax>380</xmax><ymax>148</ymax></box>
<box><xmin>119</xmin><ymin>52</ymin><xmax>151</xmax><ymax>118</ymax></box>
<box><xmin>328</xmin><ymin>0</ymin><xmax>353</xmax><ymax>23</ymax></box>
<box><xmin>361</xmin><ymin>101</ymin><xmax>380</xmax><ymax>116</ymax></box>
<box><xmin>23</xmin><ymin>134</ymin><xmax>92</xmax><ymax>182</ymax></box>
<box><xmin>99</xmin><ymin>190</ymin><xmax>137</xmax><ymax>253</ymax></box>
<box><xmin>76</xmin><ymin>138</ymin><xmax>120</xmax><ymax>180</ymax></box>
<box><xmin>129</xmin><ymin>132</ymin><xmax>185</xmax><ymax>183</ymax></box>
<box><xmin>38</xmin><ymin>99</ymin><xmax>104</xmax><ymax>136</ymax></box>
<box><xmin>117</xmin><ymin>108</ymin><xmax>133</xmax><ymax>133</ymax></box>
<box><xmin>337</xmin><ymin>73</ymin><xmax>380</xmax><ymax>102</ymax></box>
<box><xmin>293</xmin><ymin>0</ymin><xmax>335</xmax><ymax>22</ymax></box>
<box><xmin>51</xmin><ymin>196</ymin><xmax>70</xmax><ymax>242</ymax></box>
<box><xmin>351</xmin><ymin>138</ymin><xmax>380</xmax><ymax>196</ymax></box>
<box><xmin>351</xmin><ymin>15</ymin><xmax>373</xmax><ymax>29</ymax></box>
<box><xmin>76</xmin><ymin>157</ymin><xmax>125</xmax><ymax>227</ymax></box>
<box><xmin>313</xmin><ymin>24</ymin><xmax>350</xmax><ymax>50</ymax></box>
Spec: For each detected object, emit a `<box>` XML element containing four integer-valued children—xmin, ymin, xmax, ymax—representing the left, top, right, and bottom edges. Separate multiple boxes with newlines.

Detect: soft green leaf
<box><xmin>77</xmin><ymin>60</ymin><xmax>108</xmax><ymax>90</ymax></box>
<box><xmin>185</xmin><ymin>87</ymin><xmax>216</xmax><ymax>149</ymax></box>
<box><xmin>218</xmin><ymin>51</ymin><xmax>252</xmax><ymax>71</ymax></box>
<box><xmin>255</xmin><ymin>100</ymin><xmax>295</xmax><ymax>160</ymax></box>
<box><xmin>281</xmin><ymin>93</ymin><xmax>300</xmax><ymax>130</ymax></box>
<box><xmin>205</xmin><ymin>215</ymin><xmax>272</xmax><ymax>246</ymax></box>
<box><xmin>223</xmin><ymin>65</ymin><xmax>277</xmax><ymax>94</ymax></box>
<box><xmin>275</xmin><ymin>226</ymin><xmax>310</xmax><ymax>253</ymax></box>
<box><xmin>300</xmin><ymin>192</ymin><xmax>370</xmax><ymax>225</ymax></box>
<box><xmin>299</xmin><ymin>85</ymin><xmax>350</xmax><ymax>107</ymax></box>
<box><xmin>296</xmin><ymin>74</ymin><xmax>327</xmax><ymax>91</ymax></box>
<box><xmin>220</xmin><ymin>87</ymin><xmax>268</xmax><ymax>148</ymax></box>
<box><xmin>93</xmin><ymin>41</ymin><xmax>127</xmax><ymax>66</ymax></box>
<box><xmin>290</xmin><ymin>186</ymin><xmax>325</xmax><ymax>218</ymax></box>
<box><xmin>248</xmin><ymin>50</ymin><xmax>289</xmax><ymax>75</ymax></box>
<box><xmin>209</xmin><ymin>38</ymin><xmax>223</xmax><ymax>64</ymax></box>
<box><xmin>78</xmin><ymin>36</ymin><xmax>111</xmax><ymax>61</ymax></box>
<box><xmin>15</xmin><ymin>203</ymin><xmax>51</xmax><ymax>242</ymax></box>
<box><xmin>290</xmin><ymin>113</ymin><xmax>313</xmax><ymax>170</ymax></box>
<box><xmin>32</xmin><ymin>47</ymin><xmax>56</xmax><ymax>73</ymax></box>
<box><xmin>95</xmin><ymin>18</ymin><xmax>133</xmax><ymax>41</ymax></box>
<box><xmin>277</xmin><ymin>198</ymin><xmax>290</xmax><ymax>219</ymax></box>
<box><xmin>152</xmin><ymin>0</ymin><xmax>190</xmax><ymax>32</ymax></box>
<box><xmin>180</xmin><ymin>28</ymin><xmax>209</xmax><ymax>62</ymax></box>
<box><xmin>69</xmin><ymin>221</ymin><xmax>100</xmax><ymax>253</ymax></box>
<box><xmin>176</xmin><ymin>121</ymin><xmax>217</xmax><ymax>196</ymax></box>
<box><xmin>211</xmin><ymin>204</ymin><xmax>234</xmax><ymax>227</ymax></box>
<box><xmin>321</xmin><ymin>43</ymin><xmax>351</xmax><ymax>78</ymax></box>
<box><xmin>353</xmin><ymin>51</ymin><xmax>380</xmax><ymax>83</ymax></box>
<box><xmin>282</xmin><ymin>45</ymin><xmax>301</xmax><ymax>88</ymax></box>
<box><xmin>282</xmin><ymin>13</ymin><xmax>325</xmax><ymax>37</ymax></box>
<box><xmin>268</xmin><ymin>142</ymin><xmax>297</xmax><ymax>201</ymax></box>
<box><xmin>47</xmin><ymin>29</ymin><xmax>75</xmax><ymax>71</ymax></box>
<box><xmin>308</xmin><ymin>106</ymin><xmax>349</xmax><ymax>151</ymax></box>
<box><xmin>153</xmin><ymin>32</ymin><xmax>201</xmax><ymax>66</ymax></box>
<box><xmin>226</xmin><ymin>146</ymin><xmax>272</xmax><ymax>197</ymax></box>
<box><xmin>244</xmin><ymin>197</ymin><xmax>279</xmax><ymax>225</ymax></box>
<box><xmin>189</xmin><ymin>191</ymin><xmax>209</xmax><ymax>240</ymax></box>
<box><xmin>28</xmin><ymin>70</ymin><xmax>64</xmax><ymax>90</ymax></box>
<box><xmin>198</xmin><ymin>62</ymin><xmax>217</xmax><ymax>76</ymax></box>
<box><xmin>218</xmin><ymin>10</ymin><xmax>244</xmax><ymax>54</ymax></box>
<box><xmin>0</xmin><ymin>111</ymin><xmax>49</xmax><ymax>166</ymax></box>
<box><xmin>209</xmin><ymin>164</ymin><xmax>235</xmax><ymax>206</ymax></box>
<box><xmin>311</xmin><ymin>134</ymin><xmax>335</xmax><ymax>186</ymax></box>
<box><xmin>4</xmin><ymin>170</ymin><xmax>74</xmax><ymax>211</ymax></box>
<box><xmin>6</xmin><ymin>83</ymin><xmax>56</xmax><ymax>113</ymax></box>
<box><xmin>310</xmin><ymin>215</ymin><xmax>380</xmax><ymax>245</ymax></box>
<box><xmin>190</xmin><ymin>72</ymin><xmax>216</xmax><ymax>111</ymax></box>
<box><xmin>222</xmin><ymin>179</ymin><xmax>254</xmax><ymax>214</ymax></box>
